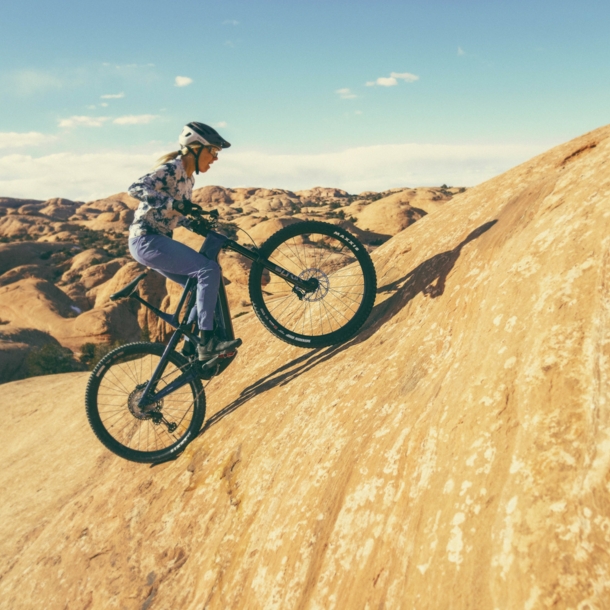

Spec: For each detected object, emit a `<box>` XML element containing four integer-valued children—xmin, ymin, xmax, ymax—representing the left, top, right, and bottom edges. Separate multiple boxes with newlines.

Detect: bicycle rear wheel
<box><xmin>248</xmin><ymin>221</ymin><xmax>377</xmax><ymax>348</ymax></box>
<box><xmin>85</xmin><ymin>342</ymin><xmax>205</xmax><ymax>463</ymax></box>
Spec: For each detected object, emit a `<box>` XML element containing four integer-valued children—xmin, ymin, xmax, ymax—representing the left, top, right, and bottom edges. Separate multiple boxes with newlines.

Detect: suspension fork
<box><xmin>223</xmin><ymin>239</ymin><xmax>318</xmax><ymax>292</ymax></box>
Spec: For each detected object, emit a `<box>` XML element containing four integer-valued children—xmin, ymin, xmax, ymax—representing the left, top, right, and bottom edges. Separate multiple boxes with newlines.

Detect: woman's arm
<box><xmin>128</xmin><ymin>166</ymin><xmax>174</xmax><ymax>208</ymax></box>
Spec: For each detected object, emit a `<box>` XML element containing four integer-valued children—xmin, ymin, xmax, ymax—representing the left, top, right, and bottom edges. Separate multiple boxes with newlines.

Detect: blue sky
<box><xmin>1</xmin><ymin>0</ymin><xmax>609</xmax><ymax>200</ymax></box>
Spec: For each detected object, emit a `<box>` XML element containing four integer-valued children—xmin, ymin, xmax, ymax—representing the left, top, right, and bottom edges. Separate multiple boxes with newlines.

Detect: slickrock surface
<box><xmin>1</xmin><ymin>126</ymin><xmax>610</xmax><ymax>608</ymax></box>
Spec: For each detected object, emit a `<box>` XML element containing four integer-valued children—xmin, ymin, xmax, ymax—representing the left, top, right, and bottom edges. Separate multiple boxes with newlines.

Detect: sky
<box><xmin>0</xmin><ymin>0</ymin><xmax>609</xmax><ymax>201</ymax></box>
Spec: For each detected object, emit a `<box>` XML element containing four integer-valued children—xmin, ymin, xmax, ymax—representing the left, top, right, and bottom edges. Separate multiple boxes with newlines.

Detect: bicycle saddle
<box><xmin>110</xmin><ymin>272</ymin><xmax>148</xmax><ymax>301</ymax></box>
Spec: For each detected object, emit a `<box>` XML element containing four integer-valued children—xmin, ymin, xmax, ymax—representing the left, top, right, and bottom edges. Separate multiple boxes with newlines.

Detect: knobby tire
<box><xmin>85</xmin><ymin>342</ymin><xmax>205</xmax><ymax>463</ymax></box>
<box><xmin>248</xmin><ymin>221</ymin><xmax>377</xmax><ymax>348</ymax></box>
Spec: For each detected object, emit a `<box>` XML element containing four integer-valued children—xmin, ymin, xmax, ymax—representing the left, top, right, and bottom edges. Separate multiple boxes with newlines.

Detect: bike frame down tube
<box><xmin>137</xmin><ymin>317</ymin><xmax>198</xmax><ymax>409</ymax></box>
<box><xmin>224</xmin><ymin>239</ymin><xmax>316</xmax><ymax>292</ymax></box>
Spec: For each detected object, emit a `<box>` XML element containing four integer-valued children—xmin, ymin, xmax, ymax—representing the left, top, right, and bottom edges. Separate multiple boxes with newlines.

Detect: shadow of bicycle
<box><xmin>200</xmin><ymin>219</ymin><xmax>497</xmax><ymax>435</ymax></box>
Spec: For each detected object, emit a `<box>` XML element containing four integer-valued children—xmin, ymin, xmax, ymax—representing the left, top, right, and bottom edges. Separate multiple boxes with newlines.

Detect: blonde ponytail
<box><xmin>154</xmin><ymin>149</ymin><xmax>186</xmax><ymax>168</ymax></box>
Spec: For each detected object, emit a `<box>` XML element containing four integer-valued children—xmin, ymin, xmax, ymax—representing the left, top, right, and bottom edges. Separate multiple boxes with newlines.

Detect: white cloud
<box><xmin>458</xmin><ymin>46</ymin><xmax>466</xmax><ymax>56</ymax></box>
<box><xmin>366</xmin><ymin>72</ymin><xmax>419</xmax><ymax>87</ymax></box>
<box><xmin>101</xmin><ymin>92</ymin><xmax>125</xmax><ymax>99</ymax></box>
<box><xmin>207</xmin><ymin>143</ymin><xmax>546</xmax><ymax>192</ymax></box>
<box><xmin>113</xmin><ymin>114</ymin><xmax>158</xmax><ymax>125</ymax></box>
<box><xmin>175</xmin><ymin>76</ymin><xmax>193</xmax><ymax>87</ymax></box>
<box><xmin>100</xmin><ymin>102</ymin><xmax>109</xmax><ymax>107</ymax></box>
<box><xmin>391</xmin><ymin>72</ymin><xmax>419</xmax><ymax>82</ymax></box>
<box><xmin>58</xmin><ymin>116</ymin><xmax>109</xmax><ymax>128</ymax></box>
<box><xmin>0</xmin><ymin>132</ymin><xmax>57</xmax><ymax>150</ymax></box>
<box><xmin>0</xmin><ymin>151</ymin><xmax>156</xmax><ymax>201</ymax></box>
<box><xmin>371</xmin><ymin>77</ymin><xmax>397</xmax><ymax>87</ymax></box>
<box><xmin>336</xmin><ymin>88</ymin><xmax>357</xmax><ymax>99</ymax></box>
<box><xmin>223</xmin><ymin>19</ymin><xmax>239</xmax><ymax>25</ymax></box>
<box><xmin>0</xmin><ymin>142</ymin><xmax>552</xmax><ymax>201</ymax></box>
<box><xmin>217</xmin><ymin>121</ymin><xmax>228</xmax><ymax>128</ymax></box>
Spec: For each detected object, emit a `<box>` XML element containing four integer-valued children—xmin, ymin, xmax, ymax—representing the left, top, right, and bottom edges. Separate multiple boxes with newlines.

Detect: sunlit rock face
<box><xmin>1</xmin><ymin>126</ymin><xmax>610</xmax><ymax>608</ymax></box>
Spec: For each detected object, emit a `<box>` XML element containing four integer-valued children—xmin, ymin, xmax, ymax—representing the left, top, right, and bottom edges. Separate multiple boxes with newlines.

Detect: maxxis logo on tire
<box><xmin>333</xmin><ymin>230</ymin><xmax>359</xmax><ymax>251</ymax></box>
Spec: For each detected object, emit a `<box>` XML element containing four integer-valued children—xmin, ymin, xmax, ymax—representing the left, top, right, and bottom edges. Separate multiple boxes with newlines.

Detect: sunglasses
<box><xmin>206</xmin><ymin>146</ymin><xmax>221</xmax><ymax>159</ymax></box>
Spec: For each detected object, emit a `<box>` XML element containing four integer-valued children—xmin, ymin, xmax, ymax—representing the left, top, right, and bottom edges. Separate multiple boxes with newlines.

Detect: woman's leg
<box><xmin>129</xmin><ymin>234</ymin><xmax>220</xmax><ymax>330</ymax></box>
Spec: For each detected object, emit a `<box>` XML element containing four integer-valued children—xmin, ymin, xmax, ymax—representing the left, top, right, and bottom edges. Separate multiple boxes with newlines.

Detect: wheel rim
<box><xmin>261</xmin><ymin>231</ymin><xmax>367</xmax><ymax>337</ymax></box>
<box><xmin>96</xmin><ymin>351</ymin><xmax>197</xmax><ymax>454</ymax></box>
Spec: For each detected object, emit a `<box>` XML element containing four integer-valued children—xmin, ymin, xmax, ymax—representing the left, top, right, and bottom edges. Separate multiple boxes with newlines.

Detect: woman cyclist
<box><xmin>127</xmin><ymin>122</ymin><xmax>241</xmax><ymax>361</ymax></box>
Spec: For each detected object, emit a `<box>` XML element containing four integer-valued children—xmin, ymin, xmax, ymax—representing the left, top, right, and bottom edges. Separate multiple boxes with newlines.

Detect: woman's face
<box><xmin>197</xmin><ymin>146</ymin><xmax>220</xmax><ymax>173</ymax></box>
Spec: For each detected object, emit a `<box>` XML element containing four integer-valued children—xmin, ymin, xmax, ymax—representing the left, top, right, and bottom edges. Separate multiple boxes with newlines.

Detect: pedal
<box><xmin>198</xmin><ymin>355</ymin><xmax>219</xmax><ymax>370</ymax></box>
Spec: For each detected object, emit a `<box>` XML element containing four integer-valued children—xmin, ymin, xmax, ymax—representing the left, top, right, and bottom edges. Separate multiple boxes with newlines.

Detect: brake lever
<box><xmin>191</xmin><ymin>207</ymin><xmax>219</xmax><ymax>218</ymax></box>
<box><xmin>187</xmin><ymin>207</ymin><xmax>219</xmax><ymax>233</ymax></box>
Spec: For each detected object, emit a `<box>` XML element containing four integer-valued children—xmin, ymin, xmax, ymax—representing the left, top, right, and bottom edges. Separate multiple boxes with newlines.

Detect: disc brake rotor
<box><xmin>298</xmin><ymin>268</ymin><xmax>330</xmax><ymax>302</ymax></box>
<box><xmin>127</xmin><ymin>383</ymin><xmax>163</xmax><ymax>420</ymax></box>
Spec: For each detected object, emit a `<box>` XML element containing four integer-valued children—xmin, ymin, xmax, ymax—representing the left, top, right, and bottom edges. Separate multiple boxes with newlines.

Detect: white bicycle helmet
<box><xmin>178</xmin><ymin>122</ymin><xmax>230</xmax><ymax>174</ymax></box>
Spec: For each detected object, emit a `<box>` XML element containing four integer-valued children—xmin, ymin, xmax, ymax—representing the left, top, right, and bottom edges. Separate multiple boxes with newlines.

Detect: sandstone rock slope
<box><xmin>1</xmin><ymin>126</ymin><xmax>610</xmax><ymax>608</ymax></box>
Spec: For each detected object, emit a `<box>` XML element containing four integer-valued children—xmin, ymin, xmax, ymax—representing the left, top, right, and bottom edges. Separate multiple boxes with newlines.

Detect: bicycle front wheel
<box><xmin>85</xmin><ymin>342</ymin><xmax>205</xmax><ymax>463</ymax></box>
<box><xmin>249</xmin><ymin>221</ymin><xmax>377</xmax><ymax>348</ymax></box>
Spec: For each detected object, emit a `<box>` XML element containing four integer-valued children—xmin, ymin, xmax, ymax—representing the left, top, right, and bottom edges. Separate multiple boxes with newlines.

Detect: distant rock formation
<box><xmin>0</xmin><ymin>185</ymin><xmax>459</xmax><ymax>380</ymax></box>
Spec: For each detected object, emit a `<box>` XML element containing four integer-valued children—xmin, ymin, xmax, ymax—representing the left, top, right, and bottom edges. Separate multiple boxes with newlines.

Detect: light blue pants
<box><xmin>129</xmin><ymin>234</ymin><xmax>220</xmax><ymax>331</ymax></box>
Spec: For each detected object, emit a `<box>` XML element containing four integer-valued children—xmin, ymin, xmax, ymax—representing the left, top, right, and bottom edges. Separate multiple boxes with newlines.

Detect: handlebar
<box><xmin>187</xmin><ymin>207</ymin><xmax>220</xmax><ymax>236</ymax></box>
<box><xmin>190</xmin><ymin>205</ymin><xmax>219</xmax><ymax>219</ymax></box>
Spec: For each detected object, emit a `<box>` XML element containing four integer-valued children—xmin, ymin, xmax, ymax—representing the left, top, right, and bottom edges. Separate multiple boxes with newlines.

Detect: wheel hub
<box><xmin>128</xmin><ymin>383</ymin><xmax>163</xmax><ymax>420</ymax></box>
<box><xmin>298</xmin><ymin>268</ymin><xmax>330</xmax><ymax>302</ymax></box>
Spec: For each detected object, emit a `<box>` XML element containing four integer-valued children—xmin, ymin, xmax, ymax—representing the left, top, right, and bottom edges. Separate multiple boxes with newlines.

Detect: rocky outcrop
<box><xmin>0</xmin><ymin>125</ymin><xmax>609</xmax><ymax>608</ymax></box>
<box><xmin>0</xmin><ymin>278</ymin><xmax>140</xmax><ymax>351</ymax></box>
<box><xmin>0</xmin><ymin>327</ymin><xmax>64</xmax><ymax>383</ymax></box>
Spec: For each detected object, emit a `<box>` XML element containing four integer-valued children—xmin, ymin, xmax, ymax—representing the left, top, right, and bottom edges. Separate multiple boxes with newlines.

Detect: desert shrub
<box><xmin>25</xmin><ymin>343</ymin><xmax>84</xmax><ymax>377</ymax></box>
<box><xmin>79</xmin><ymin>340</ymin><xmax>127</xmax><ymax>369</ymax></box>
<box><xmin>74</xmin><ymin>228</ymin><xmax>126</xmax><ymax>258</ymax></box>
<box><xmin>217</xmin><ymin>221</ymin><xmax>239</xmax><ymax>240</ymax></box>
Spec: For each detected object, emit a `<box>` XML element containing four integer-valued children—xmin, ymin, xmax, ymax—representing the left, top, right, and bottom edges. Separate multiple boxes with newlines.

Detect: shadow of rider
<box><xmin>200</xmin><ymin>219</ymin><xmax>498</xmax><ymax>435</ymax></box>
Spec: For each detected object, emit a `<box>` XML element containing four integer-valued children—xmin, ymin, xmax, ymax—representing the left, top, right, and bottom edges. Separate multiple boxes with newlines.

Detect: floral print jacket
<box><xmin>128</xmin><ymin>157</ymin><xmax>195</xmax><ymax>238</ymax></box>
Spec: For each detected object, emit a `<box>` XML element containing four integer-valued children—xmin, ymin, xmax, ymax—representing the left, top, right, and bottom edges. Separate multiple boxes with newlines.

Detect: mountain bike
<box><xmin>85</xmin><ymin>210</ymin><xmax>377</xmax><ymax>463</ymax></box>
